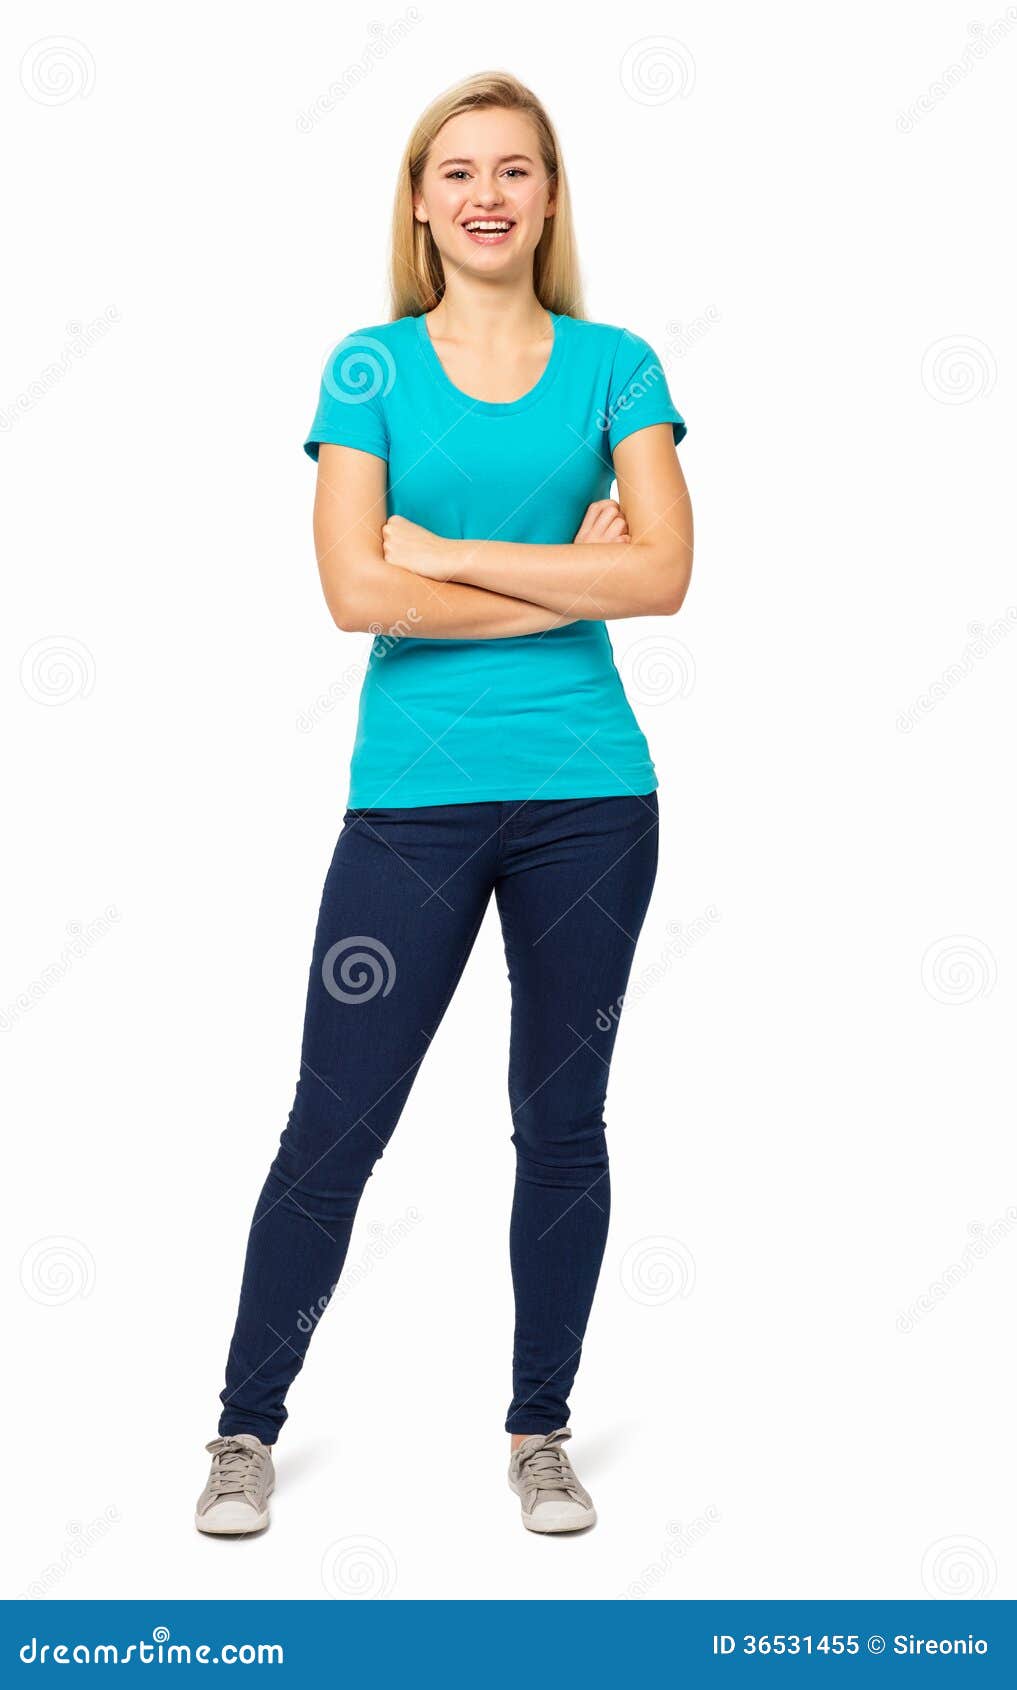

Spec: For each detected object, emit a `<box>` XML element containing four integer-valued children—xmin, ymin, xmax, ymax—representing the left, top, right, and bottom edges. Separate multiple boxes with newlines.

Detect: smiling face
<box><xmin>413</xmin><ymin>105</ymin><xmax>556</xmax><ymax>282</ymax></box>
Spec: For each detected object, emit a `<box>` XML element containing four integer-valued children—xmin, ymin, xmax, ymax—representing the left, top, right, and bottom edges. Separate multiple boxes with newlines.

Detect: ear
<box><xmin>412</xmin><ymin>194</ymin><xmax>429</xmax><ymax>224</ymax></box>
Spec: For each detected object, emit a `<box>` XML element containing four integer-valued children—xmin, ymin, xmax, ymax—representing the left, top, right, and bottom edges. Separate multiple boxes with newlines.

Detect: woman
<box><xmin>196</xmin><ymin>70</ymin><xmax>693</xmax><ymax>1538</ymax></box>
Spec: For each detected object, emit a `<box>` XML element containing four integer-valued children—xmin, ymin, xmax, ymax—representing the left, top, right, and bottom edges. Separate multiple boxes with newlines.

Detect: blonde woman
<box><xmin>197</xmin><ymin>70</ymin><xmax>692</xmax><ymax>1538</ymax></box>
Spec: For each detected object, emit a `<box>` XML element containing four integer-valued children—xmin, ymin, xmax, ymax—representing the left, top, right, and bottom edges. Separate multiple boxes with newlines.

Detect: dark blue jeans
<box><xmin>219</xmin><ymin>793</ymin><xmax>659</xmax><ymax>1441</ymax></box>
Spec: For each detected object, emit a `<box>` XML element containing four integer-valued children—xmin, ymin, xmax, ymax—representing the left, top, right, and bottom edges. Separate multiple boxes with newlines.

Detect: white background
<box><xmin>2</xmin><ymin>0</ymin><xmax>1014</xmax><ymax>1603</ymax></box>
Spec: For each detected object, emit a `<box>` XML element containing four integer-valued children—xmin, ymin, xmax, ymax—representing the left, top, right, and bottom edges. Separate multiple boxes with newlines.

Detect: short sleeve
<box><xmin>303</xmin><ymin>331</ymin><xmax>392</xmax><ymax>462</ymax></box>
<box><xmin>605</xmin><ymin>328</ymin><xmax>687</xmax><ymax>456</ymax></box>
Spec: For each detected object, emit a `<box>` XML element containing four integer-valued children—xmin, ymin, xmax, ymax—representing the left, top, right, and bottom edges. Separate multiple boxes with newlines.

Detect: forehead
<box><xmin>430</xmin><ymin>105</ymin><xmax>541</xmax><ymax>164</ymax></box>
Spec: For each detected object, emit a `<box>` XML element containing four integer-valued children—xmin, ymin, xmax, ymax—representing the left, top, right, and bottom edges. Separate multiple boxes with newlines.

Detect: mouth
<box><xmin>460</xmin><ymin>218</ymin><xmax>516</xmax><ymax>246</ymax></box>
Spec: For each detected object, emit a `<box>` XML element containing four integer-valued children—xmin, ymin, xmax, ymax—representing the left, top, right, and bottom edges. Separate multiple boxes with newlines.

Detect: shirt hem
<box><xmin>346</xmin><ymin>774</ymin><xmax>659</xmax><ymax>809</ymax></box>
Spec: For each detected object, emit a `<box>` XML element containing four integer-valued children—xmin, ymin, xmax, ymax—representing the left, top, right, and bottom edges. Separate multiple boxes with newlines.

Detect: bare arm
<box><xmin>380</xmin><ymin>424</ymin><xmax>694</xmax><ymax>620</ymax></box>
<box><xmin>313</xmin><ymin>444</ymin><xmax>578</xmax><ymax>639</ymax></box>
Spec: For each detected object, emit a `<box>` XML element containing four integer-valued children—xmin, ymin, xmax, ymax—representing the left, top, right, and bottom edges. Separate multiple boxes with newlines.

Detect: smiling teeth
<box><xmin>464</xmin><ymin>221</ymin><xmax>513</xmax><ymax>231</ymax></box>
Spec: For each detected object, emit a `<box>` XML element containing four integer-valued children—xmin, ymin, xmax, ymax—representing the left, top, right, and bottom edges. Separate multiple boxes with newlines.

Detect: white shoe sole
<box><xmin>510</xmin><ymin>1479</ymin><xmax>597</xmax><ymax>1533</ymax></box>
<box><xmin>521</xmin><ymin>1505</ymin><xmax>597</xmax><ymax>1534</ymax></box>
<box><xmin>195</xmin><ymin>1486</ymin><xmax>274</xmax><ymax>1536</ymax></box>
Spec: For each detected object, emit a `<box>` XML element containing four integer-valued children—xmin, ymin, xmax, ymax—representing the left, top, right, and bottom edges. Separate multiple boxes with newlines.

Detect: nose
<box><xmin>470</xmin><ymin>178</ymin><xmax>505</xmax><ymax>210</ymax></box>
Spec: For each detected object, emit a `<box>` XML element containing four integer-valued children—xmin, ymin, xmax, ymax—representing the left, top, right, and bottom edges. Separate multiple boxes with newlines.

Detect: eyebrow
<box><xmin>435</xmin><ymin>154</ymin><xmax>535</xmax><ymax>168</ymax></box>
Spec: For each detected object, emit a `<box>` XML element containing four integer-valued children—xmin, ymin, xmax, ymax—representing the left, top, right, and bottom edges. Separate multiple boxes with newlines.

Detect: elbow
<box><xmin>326</xmin><ymin>585</ymin><xmax>369</xmax><ymax>633</ymax></box>
<box><xmin>641</xmin><ymin>562</ymin><xmax>692</xmax><ymax>618</ymax></box>
<box><xmin>331</xmin><ymin>603</ymin><xmax>367</xmax><ymax>634</ymax></box>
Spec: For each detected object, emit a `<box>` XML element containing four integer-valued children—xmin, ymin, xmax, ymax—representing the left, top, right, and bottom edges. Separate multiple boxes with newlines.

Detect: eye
<box><xmin>503</xmin><ymin>167</ymin><xmax>528</xmax><ymax>178</ymax></box>
<box><xmin>445</xmin><ymin>169</ymin><xmax>470</xmax><ymax>180</ymax></box>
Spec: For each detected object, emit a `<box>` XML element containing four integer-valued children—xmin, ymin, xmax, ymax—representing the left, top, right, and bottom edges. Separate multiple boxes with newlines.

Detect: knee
<box><xmin>268</xmin><ymin>1098</ymin><xmax>384</xmax><ymax>1213</ymax></box>
<box><xmin>510</xmin><ymin>1101</ymin><xmax>609</xmax><ymax>1187</ymax></box>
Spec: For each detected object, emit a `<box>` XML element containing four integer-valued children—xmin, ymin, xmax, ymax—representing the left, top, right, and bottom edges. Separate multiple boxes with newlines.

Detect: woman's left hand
<box><xmin>381</xmin><ymin>515</ymin><xmax>456</xmax><ymax>581</ymax></box>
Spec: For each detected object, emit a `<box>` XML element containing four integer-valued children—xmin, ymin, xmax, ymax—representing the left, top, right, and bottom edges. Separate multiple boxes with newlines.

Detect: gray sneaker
<box><xmin>195</xmin><ymin>1434</ymin><xmax>275</xmax><ymax>1535</ymax></box>
<box><xmin>508</xmin><ymin>1427</ymin><xmax>596</xmax><ymax>1533</ymax></box>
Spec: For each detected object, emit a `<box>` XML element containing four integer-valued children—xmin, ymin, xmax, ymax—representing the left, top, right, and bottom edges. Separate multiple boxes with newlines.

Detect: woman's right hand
<box><xmin>573</xmin><ymin>499</ymin><xmax>631</xmax><ymax>544</ymax></box>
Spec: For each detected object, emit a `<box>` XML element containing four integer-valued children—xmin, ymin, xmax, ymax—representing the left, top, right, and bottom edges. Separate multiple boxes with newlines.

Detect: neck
<box><xmin>428</xmin><ymin>276</ymin><xmax>550</xmax><ymax>345</ymax></box>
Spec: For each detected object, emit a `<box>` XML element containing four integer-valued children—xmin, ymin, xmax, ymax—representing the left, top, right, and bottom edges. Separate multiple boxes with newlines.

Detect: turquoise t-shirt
<box><xmin>304</xmin><ymin>311</ymin><xmax>686</xmax><ymax>808</ymax></box>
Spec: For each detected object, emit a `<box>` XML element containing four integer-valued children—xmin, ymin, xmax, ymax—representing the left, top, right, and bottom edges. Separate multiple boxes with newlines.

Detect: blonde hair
<box><xmin>389</xmin><ymin>71</ymin><xmax>584</xmax><ymax>321</ymax></box>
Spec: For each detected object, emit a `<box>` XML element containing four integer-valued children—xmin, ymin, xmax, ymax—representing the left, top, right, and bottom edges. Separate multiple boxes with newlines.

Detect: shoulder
<box><xmin>321</xmin><ymin>319</ymin><xmax>414</xmax><ymax>406</ymax></box>
<box><xmin>561</xmin><ymin>315</ymin><xmax>659</xmax><ymax>369</ymax></box>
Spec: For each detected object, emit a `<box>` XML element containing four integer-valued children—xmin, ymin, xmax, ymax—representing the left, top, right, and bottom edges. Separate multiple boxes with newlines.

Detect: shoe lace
<box><xmin>205</xmin><ymin>1437</ymin><xmax>265</xmax><ymax>1498</ymax></box>
<box><xmin>517</xmin><ymin>1433</ymin><xmax>573</xmax><ymax>1495</ymax></box>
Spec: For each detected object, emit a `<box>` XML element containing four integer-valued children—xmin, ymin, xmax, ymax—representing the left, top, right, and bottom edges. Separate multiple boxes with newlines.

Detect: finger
<box><xmin>588</xmin><ymin>505</ymin><xmax>624</xmax><ymax>541</ymax></box>
<box><xmin>575</xmin><ymin>499</ymin><xmax>619</xmax><ymax>542</ymax></box>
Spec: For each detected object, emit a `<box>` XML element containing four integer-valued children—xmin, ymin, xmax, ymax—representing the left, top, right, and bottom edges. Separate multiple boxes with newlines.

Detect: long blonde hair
<box><xmin>389</xmin><ymin>71</ymin><xmax>585</xmax><ymax>321</ymax></box>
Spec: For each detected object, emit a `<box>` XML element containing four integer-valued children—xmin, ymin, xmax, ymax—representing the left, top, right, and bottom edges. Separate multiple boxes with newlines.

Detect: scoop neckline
<box><xmin>413</xmin><ymin>309</ymin><xmax>566</xmax><ymax>415</ymax></box>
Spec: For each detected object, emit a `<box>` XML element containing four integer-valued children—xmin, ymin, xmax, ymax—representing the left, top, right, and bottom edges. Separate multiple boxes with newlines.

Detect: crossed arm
<box><xmin>312</xmin><ymin>422</ymin><xmax>692</xmax><ymax>639</ymax></box>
